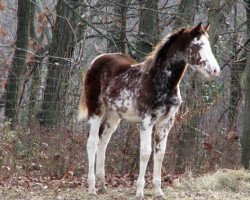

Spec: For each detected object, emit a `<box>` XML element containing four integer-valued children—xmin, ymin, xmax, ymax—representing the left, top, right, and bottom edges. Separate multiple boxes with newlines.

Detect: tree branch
<box><xmin>61</xmin><ymin>0</ymin><xmax>113</xmax><ymax>42</ymax></box>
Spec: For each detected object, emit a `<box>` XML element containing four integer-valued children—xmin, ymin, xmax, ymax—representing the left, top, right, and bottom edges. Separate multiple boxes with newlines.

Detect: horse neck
<box><xmin>149</xmin><ymin>47</ymin><xmax>188</xmax><ymax>91</ymax></box>
<box><xmin>151</xmin><ymin>37</ymin><xmax>188</xmax><ymax>69</ymax></box>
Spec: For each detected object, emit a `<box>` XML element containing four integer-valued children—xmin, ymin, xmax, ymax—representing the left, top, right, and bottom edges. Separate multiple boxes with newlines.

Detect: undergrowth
<box><xmin>0</xmin><ymin>122</ymin><xmax>87</xmax><ymax>178</ymax></box>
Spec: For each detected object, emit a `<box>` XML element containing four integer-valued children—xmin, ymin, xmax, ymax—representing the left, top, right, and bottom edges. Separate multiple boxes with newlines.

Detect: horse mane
<box><xmin>142</xmin><ymin>28</ymin><xmax>186</xmax><ymax>72</ymax></box>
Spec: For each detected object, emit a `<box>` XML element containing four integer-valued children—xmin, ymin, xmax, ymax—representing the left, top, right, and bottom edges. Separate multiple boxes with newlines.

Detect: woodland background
<box><xmin>0</xmin><ymin>0</ymin><xmax>250</xmax><ymax>193</ymax></box>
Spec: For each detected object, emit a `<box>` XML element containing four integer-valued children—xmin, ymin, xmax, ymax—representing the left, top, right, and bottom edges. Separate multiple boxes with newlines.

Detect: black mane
<box><xmin>143</xmin><ymin>28</ymin><xmax>186</xmax><ymax>71</ymax></box>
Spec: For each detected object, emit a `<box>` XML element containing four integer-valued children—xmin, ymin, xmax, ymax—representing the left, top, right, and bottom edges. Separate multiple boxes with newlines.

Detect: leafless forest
<box><xmin>0</xmin><ymin>0</ymin><xmax>250</xmax><ymax>199</ymax></box>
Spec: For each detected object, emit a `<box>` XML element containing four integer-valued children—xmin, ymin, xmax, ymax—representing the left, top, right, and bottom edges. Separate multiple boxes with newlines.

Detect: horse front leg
<box><xmin>136</xmin><ymin>117</ymin><xmax>154</xmax><ymax>199</ymax></box>
<box><xmin>153</xmin><ymin>117</ymin><xmax>174</xmax><ymax>199</ymax></box>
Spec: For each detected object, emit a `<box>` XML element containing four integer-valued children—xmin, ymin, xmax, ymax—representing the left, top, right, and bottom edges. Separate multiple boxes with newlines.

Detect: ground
<box><xmin>0</xmin><ymin>169</ymin><xmax>250</xmax><ymax>200</ymax></box>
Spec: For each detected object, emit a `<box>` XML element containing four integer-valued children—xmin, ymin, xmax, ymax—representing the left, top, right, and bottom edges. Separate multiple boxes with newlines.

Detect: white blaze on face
<box><xmin>191</xmin><ymin>35</ymin><xmax>220</xmax><ymax>77</ymax></box>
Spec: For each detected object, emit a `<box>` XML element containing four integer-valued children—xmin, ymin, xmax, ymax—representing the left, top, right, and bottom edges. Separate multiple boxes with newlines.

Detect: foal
<box><xmin>78</xmin><ymin>23</ymin><xmax>220</xmax><ymax>199</ymax></box>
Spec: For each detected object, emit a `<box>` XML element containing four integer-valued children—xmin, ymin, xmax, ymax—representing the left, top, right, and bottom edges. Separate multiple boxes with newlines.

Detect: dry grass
<box><xmin>170</xmin><ymin>169</ymin><xmax>250</xmax><ymax>200</ymax></box>
<box><xmin>0</xmin><ymin>169</ymin><xmax>249</xmax><ymax>200</ymax></box>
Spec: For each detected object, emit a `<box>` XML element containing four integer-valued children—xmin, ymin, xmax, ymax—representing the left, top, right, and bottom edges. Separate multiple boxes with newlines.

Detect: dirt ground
<box><xmin>1</xmin><ymin>169</ymin><xmax>250</xmax><ymax>200</ymax></box>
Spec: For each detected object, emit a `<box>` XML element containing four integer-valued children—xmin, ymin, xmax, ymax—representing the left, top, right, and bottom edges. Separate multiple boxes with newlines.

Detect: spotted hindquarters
<box><xmin>78</xmin><ymin>53</ymin><xmax>136</xmax><ymax>119</ymax></box>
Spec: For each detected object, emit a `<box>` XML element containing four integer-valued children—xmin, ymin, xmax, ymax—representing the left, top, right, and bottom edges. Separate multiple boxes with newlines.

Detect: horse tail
<box><xmin>78</xmin><ymin>55</ymin><xmax>107</xmax><ymax>120</ymax></box>
<box><xmin>78</xmin><ymin>73</ymin><xmax>88</xmax><ymax>120</ymax></box>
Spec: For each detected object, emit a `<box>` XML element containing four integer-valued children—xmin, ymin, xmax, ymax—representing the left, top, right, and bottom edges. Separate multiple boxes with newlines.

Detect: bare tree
<box><xmin>4</xmin><ymin>0</ymin><xmax>32</xmax><ymax>126</ymax></box>
<box><xmin>38</xmin><ymin>0</ymin><xmax>80</xmax><ymax>126</ymax></box>
<box><xmin>228</xmin><ymin>4</ymin><xmax>244</xmax><ymax>132</ymax></box>
<box><xmin>173</xmin><ymin>0</ymin><xmax>197</xmax><ymax>28</ymax></box>
<box><xmin>107</xmin><ymin>0</ymin><xmax>129</xmax><ymax>53</ymax></box>
<box><xmin>136</xmin><ymin>0</ymin><xmax>158</xmax><ymax>60</ymax></box>
<box><xmin>173</xmin><ymin>0</ymin><xmax>199</xmax><ymax>173</ymax></box>
<box><xmin>208</xmin><ymin>0</ymin><xmax>236</xmax><ymax>45</ymax></box>
<box><xmin>241</xmin><ymin>0</ymin><xmax>250</xmax><ymax>169</ymax></box>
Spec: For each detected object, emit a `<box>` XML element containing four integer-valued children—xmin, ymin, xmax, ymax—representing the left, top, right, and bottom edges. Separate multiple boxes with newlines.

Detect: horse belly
<box><xmin>107</xmin><ymin>91</ymin><xmax>140</xmax><ymax>122</ymax></box>
<box><xmin>121</xmin><ymin>107</ymin><xmax>141</xmax><ymax>122</ymax></box>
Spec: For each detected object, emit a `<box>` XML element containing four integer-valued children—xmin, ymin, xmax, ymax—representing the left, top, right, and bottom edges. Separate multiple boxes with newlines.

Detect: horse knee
<box><xmin>96</xmin><ymin>172</ymin><xmax>104</xmax><ymax>180</ymax></box>
<box><xmin>154</xmin><ymin>152</ymin><xmax>165</xmax><ymax>162</ymax></box>
<box><xmin>87</xmin><ymin>175</ymin><xmax>96</xmax><ymax>187</ymax></box>
<box><xmin>87</xmin><ymin>135</ymin><xmax>98</xmax><ymax>147</ymax></box>
<box><xmin>140</xmin><ymin>148</ymin><xmax>152</xmax><ymax>161</ymax></box>
<box><xmin>153</xmin><ymin>177</ymin><xmax>161</xmax><ymax>187</ymax></box>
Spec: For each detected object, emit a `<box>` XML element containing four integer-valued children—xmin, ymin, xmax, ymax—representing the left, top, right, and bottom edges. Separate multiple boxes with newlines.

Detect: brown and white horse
<box><xmin>78</xmin><ymin>23</ymin><xmax>220</xmax><ymax>199</ymax></box>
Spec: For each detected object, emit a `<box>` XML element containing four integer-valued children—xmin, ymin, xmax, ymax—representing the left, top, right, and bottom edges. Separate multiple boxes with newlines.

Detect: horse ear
<box><xmin>204</xmin><ymin>22</ymin><xmax>210</xmax><ymax>31</ymax></box>
<box><xmin>195</xmin><ymin>22</ymin><xmax>202</xmax><ymax>31</ymax></box>
<box><xmin>191</xmin><ymin>22</ymin><xmax>202</xmax><ymax>37</ymax></box>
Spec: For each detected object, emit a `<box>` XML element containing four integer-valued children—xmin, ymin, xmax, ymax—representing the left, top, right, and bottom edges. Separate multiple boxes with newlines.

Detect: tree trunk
<box><xmin>108</xmin><ymin>0</ymin><xmax>128</xmax><ymax>53</ymax></box>
<box><xmin>241</xmin><ymin>0</ymin><xmax>250</xmax><ymax>169</ymax></box>
<box><xmin>38</xmin><ymin>0</ymin><xmax>79</xmax><ymax>126</ymax></box>
<box><xmin>173</xmin><ymin>0</ymin><xmax>197</xmax><ymax>29</ymax></box>
<box><xmin>136</xmin><ymin>0</ymin><xmax>158</xmax><ymax>60</ymax></box>
<box><xmin>173</xmin><ymin>0</ymin><xmax>198</xmax><ymax>173</ymax></box>
<box><xmin>29</xmin><ymin>0</ymin><xmax>37</xmax><ymax>40</ymax></box>
<box><xmin>208</xmin><ymin>0</ymin><xmax>236</xmax><ymax>45</ymax></box>
<box><xmin>4</xmin><ymin>0</ymin><xmax>31</xmax><ymax>126</ymax></box>
<box><xmin>228</xmin><ymin>5</ymin><xmax>243</xmax><ymax>132</ymax></box>
<box><xmin>207</xmin><ymin>0</ymin><xmax>221</xmax><ymax>45</ymax></box>
<box><xmin>174</xmin><ymin>72</ymin><xmax>204</xmax><ymax>172</ymax></box>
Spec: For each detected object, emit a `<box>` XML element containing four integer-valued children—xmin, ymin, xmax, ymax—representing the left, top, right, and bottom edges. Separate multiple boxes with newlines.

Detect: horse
<box><xmin>78</xmin><ymin>23</ymin><xmax>220</xmax><ymax>199</ymax></box>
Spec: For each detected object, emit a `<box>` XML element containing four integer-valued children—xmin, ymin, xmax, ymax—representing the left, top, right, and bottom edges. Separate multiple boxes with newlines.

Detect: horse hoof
<box><xmin>98</xmin><ymin>187</ymin><xmax>107</xmax><ymax>194</ymax></box>
<box><xmin>154</xmin><ymin>195</ymin><xmax>166</xmax><ymax>200</ymax></box>
<box><xmin>88</xmin><ymin>188</ymin><xmax>97</xmax><ymax>195</ymax></box>
<box><xmin>135</xmin><ymin>196</ymin><xmax>144</xmax><ymax>200</ymax></box>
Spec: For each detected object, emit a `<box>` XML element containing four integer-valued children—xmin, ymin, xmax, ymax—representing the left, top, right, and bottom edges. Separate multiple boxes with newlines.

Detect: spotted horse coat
<box><xmin>78</xmin><ymin>23</ymin><xmax>220</xmax><ymax>199</ymax></box>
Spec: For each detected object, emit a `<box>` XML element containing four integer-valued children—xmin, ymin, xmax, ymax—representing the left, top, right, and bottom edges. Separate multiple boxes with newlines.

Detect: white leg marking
<box><xmin>96</xmin><ymin>115</ymin><xmax>120</xmax><ymax>193</ymax></box>
<box><xmin>153</xmin><ymin>117</ymin><xmax>174</xmax><ymax>197</ymax></box>
<box><xmin>87</xmin><ymin>116</ymin><xmax>103</xmax><ymax>194</ymax></box>
<box><xmin>136</xmin><ymin>116</ymin><xmax>154</xmax><ymax>198</ymax></box>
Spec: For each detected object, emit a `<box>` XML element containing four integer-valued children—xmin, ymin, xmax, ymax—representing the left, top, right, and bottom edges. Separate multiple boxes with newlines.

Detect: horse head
<box><xmin>187</xmin><ymin>23</ymin><xmax>220</xmax><ymax>77</ymax></box>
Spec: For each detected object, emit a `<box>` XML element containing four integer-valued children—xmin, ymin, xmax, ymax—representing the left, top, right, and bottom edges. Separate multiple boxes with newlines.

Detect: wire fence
<box><xmin>0</xmin><ymin>51</ymin><xmax>244</xmax><ymax>177</ymax></box>
<box><xmin>0</xmin><ymin>0</ymin><xmax>247</xmax><ymax>180</ymax></box>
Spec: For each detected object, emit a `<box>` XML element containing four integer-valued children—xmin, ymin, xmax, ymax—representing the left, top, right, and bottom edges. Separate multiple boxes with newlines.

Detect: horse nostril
<box><xmin>213</xmin><ymin>69</ymin><xmax>220</xmax><ymax>76</ymax></box>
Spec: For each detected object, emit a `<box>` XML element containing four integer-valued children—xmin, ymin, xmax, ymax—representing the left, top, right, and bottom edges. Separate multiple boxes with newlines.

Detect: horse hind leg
<box><xmin>87</xmin><ymin>115</ymin><xmax>103</xmax><ymax>195</ymax></box>
<box><xmin>96</xmin><ymin>113</ymin><xmax>120</xmax><ymax>193</ymax></box>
